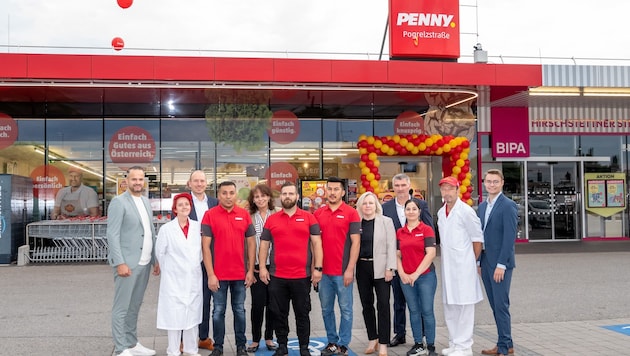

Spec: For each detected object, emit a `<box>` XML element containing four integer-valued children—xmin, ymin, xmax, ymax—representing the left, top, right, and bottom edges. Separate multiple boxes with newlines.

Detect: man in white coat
<box><xmin>436</xmin><ymin>176</ymin><xmax>484</xmax><ymax>356</ymax></box>
<box><xmin>156</xmin><ymin>193</ymin><xmax>203</xmax><ymax>356</ymax></box>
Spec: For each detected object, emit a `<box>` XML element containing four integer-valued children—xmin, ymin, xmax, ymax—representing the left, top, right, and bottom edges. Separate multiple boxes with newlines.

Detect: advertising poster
<box><xmin>606</xmin><ymin>180</ymin><xmax>625</xmax><ymax>207</ymax></box>
<box><xmin>301</xmin><ymin>180</ymin><xmax>327</xmax><ymax>213</ymax></box>
<box><xmin>587</xmin><ymin>180</ymin><xmax>605</xmax><ymax>208</ymax></box>
<box><xmin>226</xmin><ymin>176</ymin><xmax>259</xmax><ymax>208</ymax></box>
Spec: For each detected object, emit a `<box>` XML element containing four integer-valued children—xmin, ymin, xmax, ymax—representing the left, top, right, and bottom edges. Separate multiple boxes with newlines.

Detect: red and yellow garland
<box><xmin>357</xmin><ymin>134</ymin><xmax>474</xmax><ymax>205</ymax></box>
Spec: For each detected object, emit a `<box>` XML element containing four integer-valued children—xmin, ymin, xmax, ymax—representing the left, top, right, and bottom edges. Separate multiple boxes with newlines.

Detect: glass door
<box><xmin>526</xmin><ymin>161</ymin><xmax>580</xmax><ymax>240</ymax></box>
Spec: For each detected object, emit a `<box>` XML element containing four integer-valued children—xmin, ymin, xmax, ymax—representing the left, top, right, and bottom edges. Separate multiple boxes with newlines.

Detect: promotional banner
<box><xmin>389</xmin><ymin>0</ymin><xmax>460</xmax><ymax>59</ymax></box>
<box><xmin>585</xmin><ymin>173</ymin><xmax>626</xmax><ymax>217</ymax></box>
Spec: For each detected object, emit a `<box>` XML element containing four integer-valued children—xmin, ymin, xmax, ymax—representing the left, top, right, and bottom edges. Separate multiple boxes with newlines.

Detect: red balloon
<box><xmin>463</xmin><ymin>192</ymin><xmax>471</xmax><ymax>200</ymax></box>
<box><xmin>367</xmin><ymin>187</ymin><xmax>374</xmax><ymax>192</ymax></box>
<box><xmin>394</xmin><ymin>143</ymin><xmax>402</xmax><ymax>152</ymax></box>
<box><xmin>436</xmin><ymin>139</ymin><xmax>444</xmax><ymax>146</ymax></box>
<box><xmin>362</xmin><ymin>180</ymin><xmax>371</xmax><ymax>188</ymax></box>
<box><xmin>367</xmin><ymin>146</ymin><xmax>376</xmax><ymax>153</ymax></box>
<box><xmin>431</xmin><ymin>144</ymin><xmax>439</xmax><ymax>151</ymax></box>
<box><xmin>361</xmin><ymin>154</ymin><xmax>369</xmax><ymax>162</ymax></box>
<box><xmin>117</xmin><ymin>0</ymin><xmax>133</xmax><ymax>9</ymax></box>
<box><xmin>423</xmin><ymin>149</ymin><xmax>431</xmax><ymax>155</ymax></box>
<box><xmin>111</xmin><ymin>37</ymin><xmax>125</xmax><ymax>51</ymax></box>
<box><xmin>366</xmin><ymin>160</ymin><xmax>374</xmax><ymax>168</ymax></box>
<box><xmin>467</xmin><ymin>186</ymin><xmax>473</xmax><ymax>193</ymax></box>
<box><xmin>412</xmin><ymin>138</ymin><xmax>421</xmax><ymax>146</ymax></box>
<box><xmin>462</xmin><ymin>140</ymin><xmax>470</xmax><ymax>148</ymax></box>
<box><xmin>375</xmin><ymin>173</ymin><xmax>381</xmax><ymax>180</ymax></box>
<box><xmin>399</xmin><ymin>148</ymin><xmax>408</xmax><ymax>155</ymax></box>
<box><xmin>361</xmin><ymin>174</ymin><xmax>367</xmax><ymax>181</ymax></box>
<box><xmin>370</xmin><ymin>166</ymin><xmax>379</xmax><ymax>174</ymax></box>
<box><xmin>458</xmin><ymin>172</ymin><xmax>467</xmax><ymax>180</ymax></box>
<box><xmin>461</xmin><ymin>165</ymin><xmax>470</xmax><ymax>173</ymax></box>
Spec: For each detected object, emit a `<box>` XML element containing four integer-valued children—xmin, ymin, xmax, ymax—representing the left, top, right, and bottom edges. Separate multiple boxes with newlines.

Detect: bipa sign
<box><xmin>389</xmin><ymin>0</ymin><xmax>460</xmax><ymax>59</ymax></box>
<box><xmin>491</xmin><ymin>107</ymin><xmax>530</xmax><ymax>158</ymax></box>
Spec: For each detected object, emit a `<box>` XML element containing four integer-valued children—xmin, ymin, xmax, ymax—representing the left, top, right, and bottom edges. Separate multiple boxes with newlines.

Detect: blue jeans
<box><xmin>212</xmin><ymin>280</ymin><xmax>246</xmax><ymax>350</ymax></box>
<box><xmin>318</xmin><ymin>274</ymin><xmax>353</xmax><ymax>347</ymax></box>
<box><xmin>399</xmin><ymin>270</ymin><xmax>437</xmax><ymax>345</ymax></box>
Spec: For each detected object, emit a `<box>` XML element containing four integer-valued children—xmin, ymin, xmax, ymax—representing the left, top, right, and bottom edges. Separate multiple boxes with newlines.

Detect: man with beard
<box><xmin>258</xmin><ymin>181</ymin><xmax>323</xmax><ymax>356</ymax></box>
<box><xmin>315</xmin><ymin>177</ymin><xmax>361</xmax><ymax>356</ymax></box>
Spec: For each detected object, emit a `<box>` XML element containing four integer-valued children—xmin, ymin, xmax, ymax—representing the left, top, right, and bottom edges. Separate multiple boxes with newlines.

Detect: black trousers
<box><xmin>199</xmin><ymin>262</ymin><xmax>213</xmax><ymax>339</ymax></box>
<box><xmin>251</xmin><ymin>267</ymin><xmax>274</xmax><ymax>342</ymax></box>
<box><xmin>268</xmin><ymin>276</ymin><xmax>311</xmax><ymax>347</ymax></box>
<box><xmin>391</xmin><ymin>271</ymin><xmax>407</xmax><ymax>337</ymax></box>
<box><xmin>356</xmin><ymin>260</ymin><xmax>391</xmax><ymax>345</ymax></box>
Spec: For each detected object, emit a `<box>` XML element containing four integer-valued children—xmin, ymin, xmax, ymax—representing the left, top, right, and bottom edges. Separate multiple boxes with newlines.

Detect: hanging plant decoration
<box><xmin>205</xmin><ymin>89</ymin><xmax>273</xmax><ymax>152</ymax></box>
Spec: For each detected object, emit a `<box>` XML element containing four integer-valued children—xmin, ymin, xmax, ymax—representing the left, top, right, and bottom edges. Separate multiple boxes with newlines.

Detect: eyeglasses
<box><xmin>485</xmin><ymin>180</ymin><xmax>502</xmax><ymax>185</ymax></box>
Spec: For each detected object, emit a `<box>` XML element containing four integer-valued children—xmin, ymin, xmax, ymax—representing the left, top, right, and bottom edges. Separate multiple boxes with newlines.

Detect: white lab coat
<box><xmin>437</xmin><ymin>198</ymin><xmax>484</xmax><ymax>305</ymax></box>
<box><xmin>156</xmin><ymin>217</ymin><xmax>203</xmax><ymax>330</ymax></box>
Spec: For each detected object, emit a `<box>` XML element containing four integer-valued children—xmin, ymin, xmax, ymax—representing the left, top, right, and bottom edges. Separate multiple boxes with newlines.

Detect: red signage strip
<box><xmin>389</xmin><ymin>0</ymin><xmax>460</xmax><ymax>59</ymax></box>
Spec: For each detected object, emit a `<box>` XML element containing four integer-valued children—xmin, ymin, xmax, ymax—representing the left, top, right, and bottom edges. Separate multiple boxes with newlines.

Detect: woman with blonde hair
<box><xmin>355</xmin><ymin>192</ymin><xmax>397</xmax><ymax>356</ymax></box>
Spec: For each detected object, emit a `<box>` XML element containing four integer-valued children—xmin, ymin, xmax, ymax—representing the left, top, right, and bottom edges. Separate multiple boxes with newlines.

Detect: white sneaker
<box><xmin>182</xmin><ymin>353</ymin><xmax>201</xmax><ymax>356</ymax></box>
<box><xmin>441</xmin><ymin>347</ymin><xmax>455</xmax><ymax>355</ymax></box>
<box><xmin>128</xmin><ymin>343</ymin><xmax>157</xmax><ymax>356</ymax></box>
<box><xmin>448</xmin><ymin>349</ymin><xmax>473</xmax><ymax>356</ymax></box>
<box><xmin>116</xmin><ymin>350</ymin><xmax>134</xmax><ymax>356</ymax></box>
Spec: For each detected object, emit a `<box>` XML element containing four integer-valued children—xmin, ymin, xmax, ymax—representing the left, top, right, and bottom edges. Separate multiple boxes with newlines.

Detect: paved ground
<box><xmin>1</xmin><ymin>240</ymin><xmax>630</xmax><ymax>356</ymax></box>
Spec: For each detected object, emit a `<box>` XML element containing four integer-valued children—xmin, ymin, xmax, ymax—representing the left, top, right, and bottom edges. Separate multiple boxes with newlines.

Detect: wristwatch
<box><xmin>314</xmin><ymin>266</ymin><xmax>323</xmax><ymax>272</ymax></box>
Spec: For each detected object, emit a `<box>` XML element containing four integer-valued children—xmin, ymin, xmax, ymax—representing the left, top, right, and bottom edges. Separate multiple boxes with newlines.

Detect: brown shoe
<box><xmin>199</xmin><ymin>338</ymin><xmax>215</xmax><ymax>350</ymax></box>
<box><xmin>481</xmin><ymin>346</ymin><xmax>514</xmax><ymax>355</ymax></box>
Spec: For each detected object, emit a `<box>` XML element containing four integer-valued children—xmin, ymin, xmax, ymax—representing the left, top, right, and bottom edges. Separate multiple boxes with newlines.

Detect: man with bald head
<box><xmin>51</xmin><ymin>167</ymin><xmax>99</xmax><ymax>219</ymax></box>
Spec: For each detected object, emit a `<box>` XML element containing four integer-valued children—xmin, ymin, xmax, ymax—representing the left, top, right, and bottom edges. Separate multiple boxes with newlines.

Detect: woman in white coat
<box><xmin>355</xmin><ymin>192</ymin><xmax>397</xmax><ymax>356</ymax></box>
<box><xmin>156</xmin><ymin>193</ymin><xmax>203</xmax><ymax>356</ymax></box>
<box><xmin>437</xmin><ymin>176</ymin><xmax>484</xmax><ymax>356</ymax></box>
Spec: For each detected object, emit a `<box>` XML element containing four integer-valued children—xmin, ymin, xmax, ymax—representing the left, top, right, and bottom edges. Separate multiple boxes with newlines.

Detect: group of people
<box><xmin>106</xmin><ymin>167</ymin><xmax>517</xmax><ymax>356</ymax></box>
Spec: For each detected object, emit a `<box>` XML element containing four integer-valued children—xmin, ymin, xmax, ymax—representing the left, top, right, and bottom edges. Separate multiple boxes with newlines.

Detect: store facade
<box><xmin>0</xmin><ymin>53</ymin><xmax>629</xmax><ymax>241</ymax></box>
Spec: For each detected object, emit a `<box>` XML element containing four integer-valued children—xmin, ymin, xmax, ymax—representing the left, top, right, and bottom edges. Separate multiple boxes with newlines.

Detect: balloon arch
<box><xmin>357</xmin><ymin>134</ymin><xmax>474</xmax><ymax>205</ymax></box>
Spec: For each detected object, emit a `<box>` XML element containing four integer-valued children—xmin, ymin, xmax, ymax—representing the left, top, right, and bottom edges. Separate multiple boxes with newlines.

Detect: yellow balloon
<box><xmin>367</xmin><ymin>136</ymin><xmax>375</xmax><ymax>145</ymax></box>
<box><xmin>406</xmin><ymin>142</ymin><xmax>415</xmax><ymax>151</ymax></box>
<box><xmin>466</xmin><ymin>199</ymin><xmax>473</xmax><ymax>206</ymax></box>
<box><xmin>370</xmin><ymin>180</ymin><xmax>379</xmax><ymax>188</ymax></box>
<box><xmin>381</xmin><ymin>144</ymin><xmax>390</xmax><ymax>153</ymax></box>
<box><xmin>459</xmin><ymin>185</ymin><xmax>467</xmax><ymax>194</ymax></box>
<box><xmin>460</xmin><ymin>152</ymin><xmax>469</xmax><ymax>160</ymax></box>
<box><xmin>462</xmin><ymin>178</ymin><xmax>471</xmax><ymax>186</ymax></box>
<box><xmin>387</xmin><ymin>148</ymin><xmax>396</xmax><ymax>156</ymax></box>
<box><xmin>392</xmin><ymin>135</ymin><xmax>401</xmax><ymax>143</ymax></box>
<box><xmin>425</xmin><ymin>138</ymin><xmax>434</xmax><ymax>147</ymax></box>
<box><xmin>374</xmin><ymin>187</ymin><xmax>381</xmax><ymax>194</ymax></box>
<box><xmin>359</xmin><ymin>161</ymin><xmax>367</xmax><ymax>169</ymax></box>
<box><xmin>452</xmin><ymin>166</ymin><xmax>461</xmax><ymax>174</ymax></box>
<box><xmin>368</xmin><ymin>152</ymin><xmax>377</xmax><ymax>161</ymax></box>
<box><xmin>442</xmin><ymin>144</ymin><xmax>451</xmax><ymax>153</ymax></box>
<box><xmin>359</xmin><ymin>186</ymin><xmax>367</xmax><ymax>194</ymax></box>
<box><xmin>418</xmin><ymin>143</ymin><xmax>427</xmax><ymax>151</ymax></box>
<box><xmin>456</xmin><ymin>159</ymin><xmax>465</xmax><ymax>167</ymax></box>
<box><xmin>411</xmin><ymin>147</ymin><xmax>419</xmax><ymax>154</ymax></box>
<box><xmin>361</xmin><ymin>167</ymin><xmax>371</xmax><ymax>175</ymax></box>
<box><xmin>358</xmin><ymin>134</ymin><xmax>367</xmax><ymax>141</ymax></box>
<box><xmin>374</xmin><ymin>140</ymin><xmax>383</xmax><ymax>149</ymax></box>
<box><xmin>399</xmin><ymin>138</ymin><xmax>408</xmax><ymax>146</ymax></box>
<box><xmin>466</xmin><ymin>173</ymin><xmax>472</xmax><ymax>180</ymax></box>
<box><xmin>366</xmin><ymin>173</ymin><xmax>375</xmax><ymax>181</ymax></box>
<box><xmin>373</xmin><ymin>159</ymin><xmax>381</xmax><ymax>167</ymax></box>
<box><xmin>435</xmin><ymin>148</ymin><xmax>443</xmax><ymax>155</ymax></box>
<box><xmin>359</xmin><ymin>147</ymin><xmax>368</xmax><ymax>155</ymax></box>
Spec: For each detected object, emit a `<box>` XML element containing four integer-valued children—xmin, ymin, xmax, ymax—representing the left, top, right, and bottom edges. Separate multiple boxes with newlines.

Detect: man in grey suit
<box><xmin>477</xmin><ymin>169</ymin><xmax>517</xmax><ymax>356</ymax></box>
<box><xmin>107</xmin><ymin>166</ymin><xmax>160</xmax><ymax>356</ymax></box>
<box><xmin>381</xmin><ymin>173</ymin><xmax>433</xmax><ymax>351</ymax></box>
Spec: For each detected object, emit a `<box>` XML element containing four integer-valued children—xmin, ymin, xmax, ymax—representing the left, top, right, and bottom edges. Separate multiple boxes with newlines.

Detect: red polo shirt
<box><xmin>201</xmin><ymin>205</ymin><xmax>256</xmax><ymax>281</ymax></box>
<box><xmin>396</xmin><ymin>222</ymin><xmax>436</xmax><ymax>275</ymax></box>
<box><xmin>314</xmin><ymin>202</ymin><xmax>361</xmax><ymax>276</ymax></box>
<box><xmin>260</xmin><ymin>208</ymin><xmax>320</xmax><ymax>279</ymax></box>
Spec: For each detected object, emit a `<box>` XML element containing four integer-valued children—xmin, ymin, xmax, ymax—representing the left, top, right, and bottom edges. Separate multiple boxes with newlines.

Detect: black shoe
<box><xmin>299</xmin><ymin>345</ymin><xmax>311</xmax><ymax>356</ymax></box>
<box><xmin>237</xmin><ymin>346</ymin><xmax>248</xmax><ymax>356</ymax></box>
<box><xmin>273</xmin><ymin>344</ymin><xmax>288</xmax><ymax>356</ymax></box>
<box><xmin>246</xmin><ymin>344</ymin><xmax>259</xmax><ymax>353</ymax></box>
<box><xmin>265</xmin><ymin>341</ymin><xmax>278</xmax><ymax>351</ymax></box>
<box><xmin>210</xmin><ymin>349</ymin><xmax>224</xmax><ymax>356</ymax></box>
<box><xmin>389</xmin><ymin>334</ymin><xmax>406</xmax><ymax>347</ymax></box>
<box><xmin>406</xmin><ymin>343</ymin><xmax>427</xmax><ymax>356</ymax></box>
<box><xmin>321</xmin><ymin>343</ymin><xmax>339</xmax><ymax>356</ymax></box>
<box><xmin>426</xmin><ymin>344</ymin><xmax>435</xmax><ymax>353</ymax></box>
<box><xmin>338</xmin><ymin>345</ymin><xmax>348</xmax><ymax>356</ymax></box>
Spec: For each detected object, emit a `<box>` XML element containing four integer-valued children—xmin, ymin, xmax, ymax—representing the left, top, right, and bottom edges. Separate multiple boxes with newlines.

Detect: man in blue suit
<box><xmin>107</xmin><ymin>166</ymin><xmax>159</xmax><ymax>356</ymax></box>
<box><xmin>381</xmin><ymin>173</ymin><xmax>433</xmax><ymax>350</ymax></box>
<box><xmin>477</xmin><ymin>169</ymin><xmax>517</xmax><ymax>356</ymax></box>
<box><xmin>188</xmin><ymin>170</ymin><xmax>219</xmax><ymax>351</ymax></box>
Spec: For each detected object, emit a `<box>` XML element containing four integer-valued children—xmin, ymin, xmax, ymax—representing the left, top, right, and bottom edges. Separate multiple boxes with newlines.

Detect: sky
<box><xmin>1</xmin><ymin>0</ymin><xmax>629</xmax><ymax>65</ymax></box>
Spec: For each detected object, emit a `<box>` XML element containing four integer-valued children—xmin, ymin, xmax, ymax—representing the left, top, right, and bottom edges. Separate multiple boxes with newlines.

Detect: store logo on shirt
<box><xmin>235</xmin><ymin>217</ymin><xmax>243</xmax><ymax>221</ymax></box>
<box><xmin>296</xmin><ymin>218</ymin><xmax>305</xmax><ymax>222</ymax></box>
<box><xmin>336</xmin><ymin>215</ymin><xmax>345</xmax><ymax>219</ymax></box>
